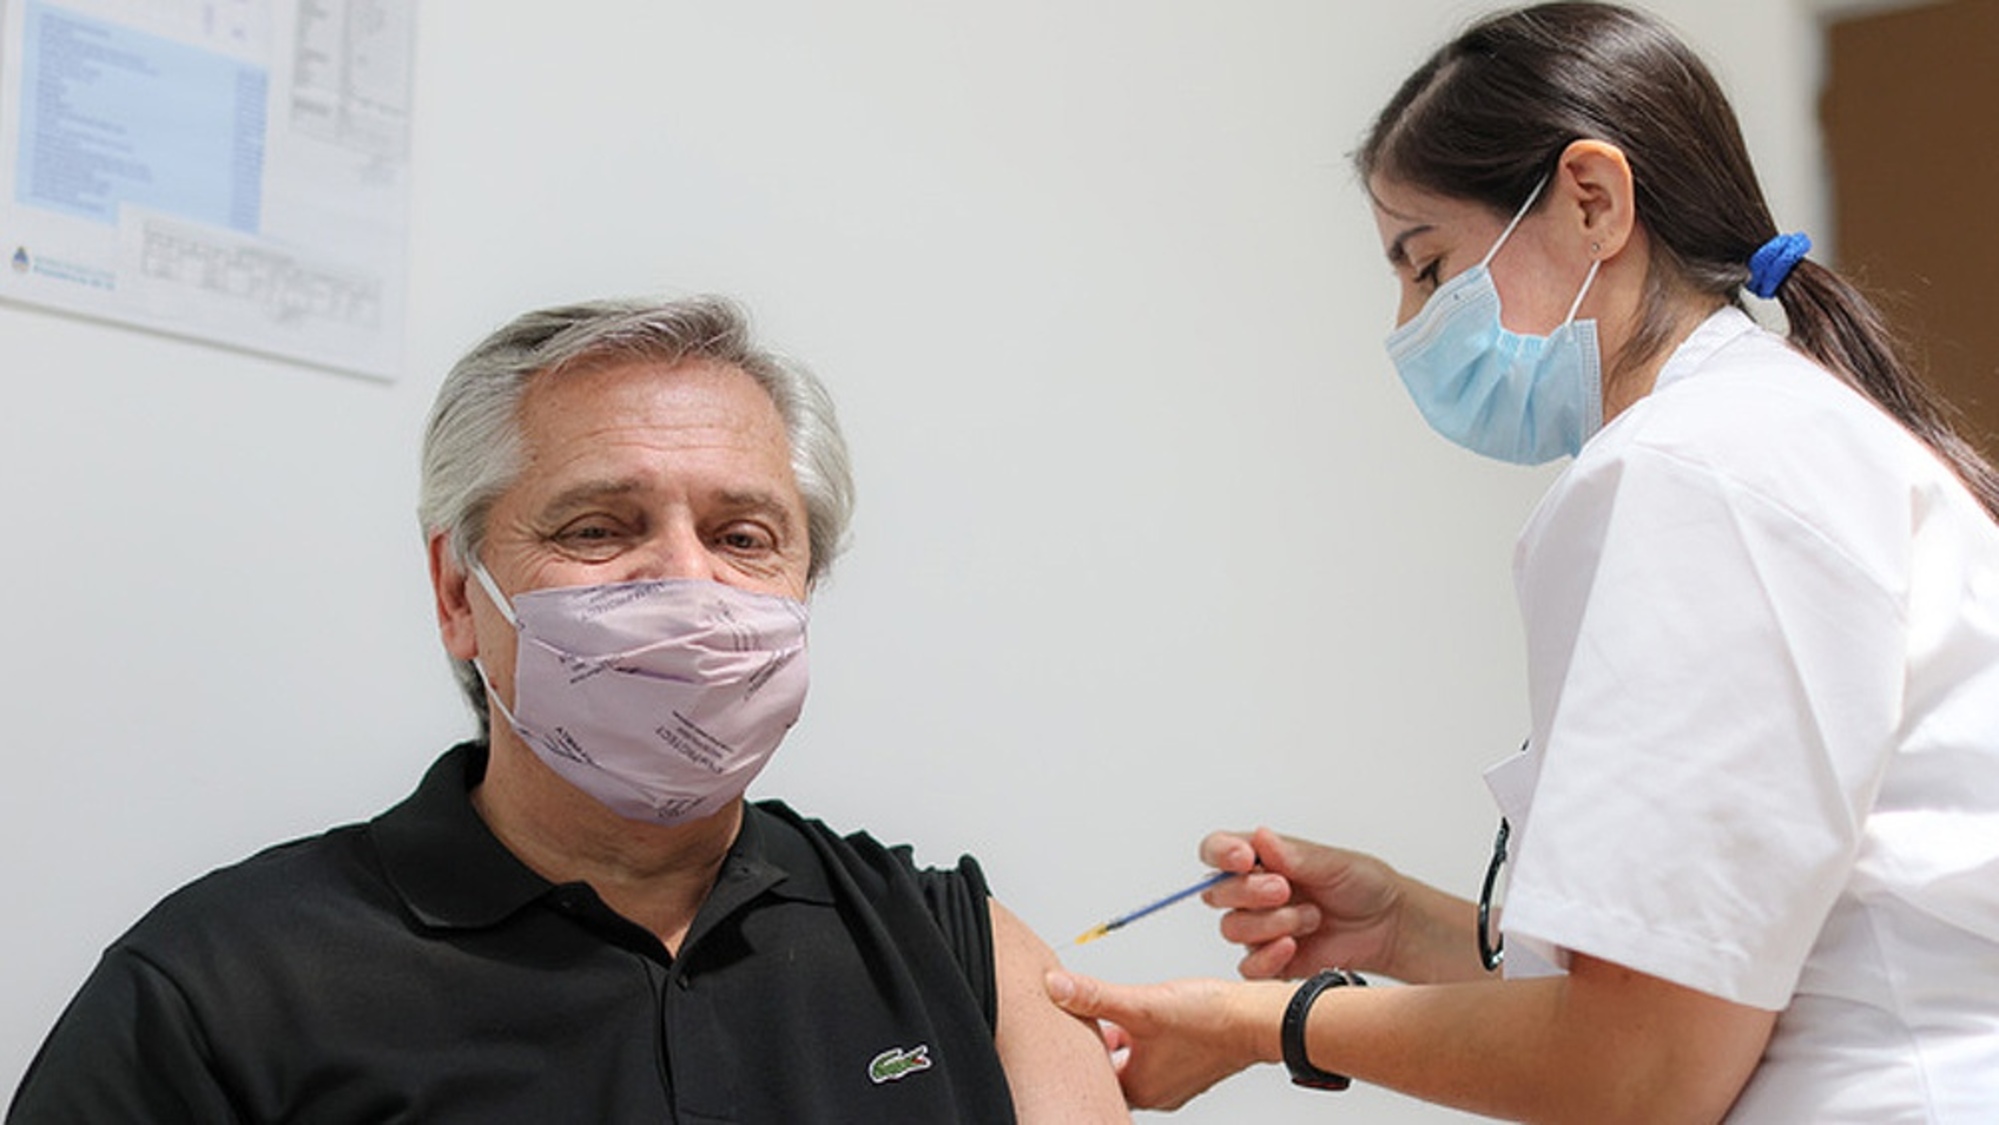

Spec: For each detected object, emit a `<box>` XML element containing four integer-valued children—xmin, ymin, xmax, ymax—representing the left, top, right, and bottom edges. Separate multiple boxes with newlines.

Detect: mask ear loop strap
<box><xmin>469</xmin><ymin>561</ymin><xmax>523</xmax><ymax>630</ymax></box>
<box><xmin>464</xmin><ymin>563</ymin><xmax>529</xmax><ymax>733</ymax></box>
<box><xmin>1479</xmin><ymin>175</ymin><xmax>1551</xmax><ymax>269</ymax></box>
<box><xmin>1562</xmin><ymin>258</ymin><xmax>1602</xmax><ymax>326</ymax></box>
<box><xmin>471</xmin><ymin>658</ymin><xmax>528</xmax><ymax>732</ymax></box>
<box><xmin>1480</xmin><ymin>174</ymin><xmax>1602</xmax><ymax>322</ymax></box>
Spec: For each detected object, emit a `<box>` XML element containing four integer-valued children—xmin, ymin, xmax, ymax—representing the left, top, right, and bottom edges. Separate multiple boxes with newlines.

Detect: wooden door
<box><xmin>1822</xmin><ymin>0</ymin><xmax>1999</xmax><ymax>456</ymax></box>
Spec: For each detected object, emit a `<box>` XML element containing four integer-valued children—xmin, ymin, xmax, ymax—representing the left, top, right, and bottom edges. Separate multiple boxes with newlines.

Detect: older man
<box><xmin>9</xmin><ymin>297</ymin><xmax>1125</xmax><ymax>1123</ymax></box>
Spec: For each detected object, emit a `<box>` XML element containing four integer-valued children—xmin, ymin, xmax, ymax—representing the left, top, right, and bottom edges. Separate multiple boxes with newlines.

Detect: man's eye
<box><xmin>716</xmin><ymin>525</ymin><xmax>774</xmax><ymax>553</ymax></box>
<box><xmin>550</xmin><ymin>519</ymin><xmax>631</xmax><ymax>557</ymax></box>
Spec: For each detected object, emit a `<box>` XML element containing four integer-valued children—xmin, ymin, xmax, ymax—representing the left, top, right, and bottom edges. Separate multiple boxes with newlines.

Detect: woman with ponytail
<box><xmin>1047</xmin><ymin>4</ymin><xmax>1999</xmax><ymax>1121</ymax></box>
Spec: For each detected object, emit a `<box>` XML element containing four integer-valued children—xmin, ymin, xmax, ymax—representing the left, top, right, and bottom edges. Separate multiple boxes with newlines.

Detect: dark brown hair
<box><xmin>1358</xmin><ymin>1</ymin><xmax>1999</xmax><ymax>520</ymax></box>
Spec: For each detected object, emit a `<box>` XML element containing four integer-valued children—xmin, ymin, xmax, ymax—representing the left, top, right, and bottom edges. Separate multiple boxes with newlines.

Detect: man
<box><xmin>9</xmin><ymin>296</ymin><xmax>1126</xmax><ymax>1123</ymax></box>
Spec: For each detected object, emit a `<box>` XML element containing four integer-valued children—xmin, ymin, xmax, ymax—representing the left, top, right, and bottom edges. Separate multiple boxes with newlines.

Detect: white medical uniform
<box><xmin>1491</xmin><ymin>307</ymin><xmax>1999</xmax><ymax>1123</ymax></box>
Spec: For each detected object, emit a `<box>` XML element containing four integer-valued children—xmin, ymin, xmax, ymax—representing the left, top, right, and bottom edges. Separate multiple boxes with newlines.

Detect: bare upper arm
<box><xmin>1555</xmin><ymin>952</ymin><xmax>1777</xmax><ymax>1123</ymax></box>
<box><xmin>987</xmin><ymin>898</ymin><xmax>1131</xmax><ymax>1123</ymax></box>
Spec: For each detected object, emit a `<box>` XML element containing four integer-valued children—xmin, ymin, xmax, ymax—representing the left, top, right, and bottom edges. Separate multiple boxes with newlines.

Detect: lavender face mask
<box><xmin>472</xmin><ymin>564</ymin><xmax>809</xmax><ymax>825</ymax></box>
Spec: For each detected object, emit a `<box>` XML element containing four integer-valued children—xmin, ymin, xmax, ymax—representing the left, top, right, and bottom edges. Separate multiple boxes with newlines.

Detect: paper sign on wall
<box><xmin>0</xmin><ymin>0</ymin><xmax>415</xmax><ymax>380</ymax></box>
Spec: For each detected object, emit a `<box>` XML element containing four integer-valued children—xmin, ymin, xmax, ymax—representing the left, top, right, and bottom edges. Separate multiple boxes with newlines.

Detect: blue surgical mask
<box><xmin>1384</xmin><ymin>179</ymin><xmax>1604</xmax><ymax>465</ymax></box>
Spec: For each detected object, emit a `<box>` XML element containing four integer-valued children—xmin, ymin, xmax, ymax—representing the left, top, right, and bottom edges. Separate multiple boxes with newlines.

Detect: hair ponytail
<box><xmin>1775</xmin><ymin>261</ymin><xmax>1999</xmax><ymax>519</ymax></box>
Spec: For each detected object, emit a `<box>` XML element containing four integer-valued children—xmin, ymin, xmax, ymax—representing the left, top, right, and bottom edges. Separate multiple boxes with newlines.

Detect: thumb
<box><xmin>1251</xmin><ymin>825</ymin><xmax>1334</xmax><ymax>884</ymax></box>
<box><xmin>1045</xmin><ymin>970</ymin><xmax>1112</xmax><ymax>1018</ymax></box>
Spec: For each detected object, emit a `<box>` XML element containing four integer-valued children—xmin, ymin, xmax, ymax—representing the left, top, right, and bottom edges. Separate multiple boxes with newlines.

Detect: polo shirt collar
<box><xmin>369</xmin><ymin>743</ymin><xmax>837</xmax><ymax>936</ymax></box>
<box><xmin>369</xmin><ymin>742</ymin><xmax>551</xmax><ymax>929</ymax></box>
<box><xmin>668</xmin><ymin>800</ymin><xmax>841</xmax><ymax>955</ymax></box>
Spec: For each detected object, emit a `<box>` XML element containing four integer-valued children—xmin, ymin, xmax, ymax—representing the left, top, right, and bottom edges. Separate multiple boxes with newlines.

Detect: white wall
<box><xmin>0</xmin><ymin>2</ymin><xmax>1834</xmax><ymax>1120</ymax></box>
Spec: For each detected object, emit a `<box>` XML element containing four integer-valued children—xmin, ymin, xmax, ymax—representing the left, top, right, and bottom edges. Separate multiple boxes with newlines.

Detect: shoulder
<box><xmin>744</xmin><ymin>800</ymin><xmax>995</xmax><ymax>966</ymax></box>
<box><xmin>1615</xmin><ymin>324</ymin><xmax>1911</xmax><ymax>467</ymax></box>
<box><xmin>745</xmin><ymin>800</ymin><xmax>1001</xmax><ymax>1023</ymax></box>
<box><xmin>1</xmin><ymin>834</ymin><xmax>380</xmax><ymax>1125</ymax></box>
<box><xmin>747</xmin><ymin>798</ymin><xmax>991</xmax><ymax>900</ymax></box>
<box><xmin>113</xmin><ymin>823</ymin><xmax>385</xmax><ymax>973</ymax></box>
<box><xmin>1530</xmin><ymin>321</ymin><xmax>1942</xmax><ymax>594</ymax></box>
<box><xmin>136</xmin><ymin>824</ymin><xmax>377</xmax><ymax>923</ymax></box>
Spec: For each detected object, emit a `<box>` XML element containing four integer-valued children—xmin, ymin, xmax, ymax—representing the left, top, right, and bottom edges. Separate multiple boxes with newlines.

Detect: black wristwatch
<box><xmin>1281</xmin><ymin>968</ymin><xmax>1366</xmax><ymax>1090</ymax></box>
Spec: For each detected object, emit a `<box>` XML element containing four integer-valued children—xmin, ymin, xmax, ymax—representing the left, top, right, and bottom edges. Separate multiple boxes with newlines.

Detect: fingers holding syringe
<box><xmin>1197</xmin><ymin>829</ymin><xmax>1259</xmax><ymax>875</ymax></box>
<box><xmin>1191</xmin><ymin>828</ymin><xmax>1321</xmax><ymax>980</ymax></box>
<box><xmin>1196</xmin><ymin>830</ymin><xmax>1291</xmax><ymax>908</ymax></box>
<box><xmin>1196</xmin><ymin>827</ymin><xmax>1326</xmax><ymax>912</ymax></box>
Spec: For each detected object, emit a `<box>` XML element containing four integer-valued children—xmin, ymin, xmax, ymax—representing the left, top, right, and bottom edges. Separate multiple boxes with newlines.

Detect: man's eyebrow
<box><xmin>712</xmin><ymin>488</ymin><xmax>798</xmax><ymax>532</ymax></box>
<box><xmin>538</xmin><ymin>478</ymin><xmax>644</xmax><ymax>516</ymax></box>
<box><xmin>1386</xmin><ymin>224</ymin><xmax>1433</xmax><ymax>268</ymax></box>
<box><xmin>530</xmin><ymin>479</ymin><xmax>798</xmax><ymax>531</ymax></box>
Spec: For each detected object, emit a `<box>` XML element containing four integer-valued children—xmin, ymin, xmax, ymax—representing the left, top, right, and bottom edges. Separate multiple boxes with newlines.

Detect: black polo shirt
<box><xmin>8</xmin><ymin>743</ymin><xmax>1017</xmax><ymax>1124</ymax></box>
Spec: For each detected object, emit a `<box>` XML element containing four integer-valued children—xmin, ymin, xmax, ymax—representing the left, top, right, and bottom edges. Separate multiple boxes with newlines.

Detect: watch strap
<box><xmin>1281</xmin><ymin>968</ymin><xmax>1366</xmax><ymax>1090</ymax></box>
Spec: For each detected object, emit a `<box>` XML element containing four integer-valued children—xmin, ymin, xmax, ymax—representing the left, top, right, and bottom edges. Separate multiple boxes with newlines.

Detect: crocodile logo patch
<box><xmin>868</xmin><ymin>1044</ymin><xmax>933</xmax><ymax>1084</ymax></box>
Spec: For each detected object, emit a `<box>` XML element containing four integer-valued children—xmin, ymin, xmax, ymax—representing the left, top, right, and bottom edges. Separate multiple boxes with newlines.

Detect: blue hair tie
<box><xmin>1747</xmin><ymin>232</ymin><xmax>1811</xmax><ymax>298</ymax></box>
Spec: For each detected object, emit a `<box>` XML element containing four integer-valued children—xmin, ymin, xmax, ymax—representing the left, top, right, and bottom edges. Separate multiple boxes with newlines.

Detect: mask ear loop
<box><xmin>469</xmin><ymin>560</ymin><xmax>522</xmax><ymax>630</ymax></box>
<box><xmin>1481</xmin><ymin>174</ymin><xmax>1603</xmax><ymax>321</ymax></box>
<box><xmin>1479</xmin><ymin>175</ymin><xmax>1551</xmax><ymax>269</ymax></box>
<box><xmin>1561</xmin><ymin>250</ymin><xmax>1608</xmax><ymax>445</ymax></box>
<box><xmin>464</xmin><ymin>562</ymin><xmax>532</xmax><ymax>734</ymax></box>
<box><xmin>1562</xmin><ymin>258</ymin><xmax>1602</xmax><ymax>327</ymax></box>
<box><xmin>471</xmin><ymin>657</ymin><xmax>529</xmax><ymax>732</ymax></box>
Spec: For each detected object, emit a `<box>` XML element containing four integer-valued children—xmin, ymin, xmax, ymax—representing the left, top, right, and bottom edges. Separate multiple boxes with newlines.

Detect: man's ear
<box><xmin>428</xmin><ymin>533</ymin><xmax>479</xmax><ymax>661</ymax></box>
<box><xmin>1552</xmin><ymin>138</ymin><xmax>1637</xmax><ymax>262</ymax></box>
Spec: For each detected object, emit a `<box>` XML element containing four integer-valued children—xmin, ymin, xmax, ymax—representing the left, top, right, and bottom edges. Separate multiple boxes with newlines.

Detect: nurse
<box><xmin>1045</xmin><ymin>3</ymin><xmax>1999</xmax><ymax>1122</ymax></box>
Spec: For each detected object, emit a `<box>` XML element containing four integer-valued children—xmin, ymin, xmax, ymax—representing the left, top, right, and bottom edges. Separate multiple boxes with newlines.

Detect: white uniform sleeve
<box><xmin>1503</xmin><ymin>435</ymin><xmax>1907</xmax><ymax>1010</ymax></box>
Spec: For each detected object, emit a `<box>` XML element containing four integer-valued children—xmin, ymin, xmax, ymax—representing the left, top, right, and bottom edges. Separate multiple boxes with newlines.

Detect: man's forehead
<box><xmin>508</xmin><ymin>359</ymin><xmax>801</xmax><ymax>504</ymax></box>
<box><xmin>520</xmin><ymin>358</ymin><xmax>786</xmax><ymax>441</ymax></box>
<box><xmin>526</xmin><ymin>353</ymin><xmax>761</xmax><ymax>404</ymax></box>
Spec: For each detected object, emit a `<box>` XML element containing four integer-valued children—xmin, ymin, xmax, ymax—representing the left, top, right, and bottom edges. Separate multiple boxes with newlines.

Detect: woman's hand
<box><xmin>1203</xmin><ymin>827</ymin><xmax>1487</xmax><ymax>984</ymax></box>
<box><xmin>1201</xmin><ymin>827</ymin><xmax>1405</xmax><ymax>978</ymax></box>
<box><xmin>1044</xmin><ymin>971</ymin><xmax>1290</xmax><ymax>1110</ymax></box>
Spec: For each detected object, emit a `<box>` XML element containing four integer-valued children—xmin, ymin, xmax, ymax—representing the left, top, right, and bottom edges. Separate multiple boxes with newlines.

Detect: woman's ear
<box><xmin>1552</xmin><ymin>139</ymin><xmax>1636</xmax><ymax>261</ymax></box>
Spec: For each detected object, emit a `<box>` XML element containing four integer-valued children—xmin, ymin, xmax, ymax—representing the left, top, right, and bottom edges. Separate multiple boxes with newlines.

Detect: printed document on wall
<box><xmin>0</xmin><ymin>0</ymin><xmax>415</xmax><ymax>380</ymax></box>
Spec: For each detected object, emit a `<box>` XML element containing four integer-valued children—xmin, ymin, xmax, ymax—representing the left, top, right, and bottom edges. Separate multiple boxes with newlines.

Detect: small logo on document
<box><xmin>9</xmin><ymin>246</ymin><xmax>27</xmax><ymax>274</ymax></box>
<box><xmin>868</xmin><ymin>1044</ymin><xmax>933</xmax><ymax>1084</ymax></box>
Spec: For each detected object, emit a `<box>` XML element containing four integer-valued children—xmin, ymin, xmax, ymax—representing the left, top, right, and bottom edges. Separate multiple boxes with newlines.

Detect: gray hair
<box><xmin>417</xmin><ymin>295</ymin><xmax>855</xmax><ymax>731</ymax></box>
